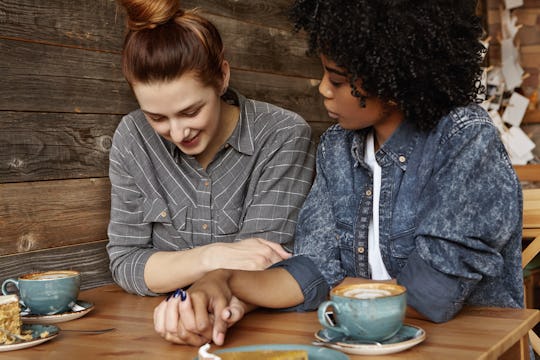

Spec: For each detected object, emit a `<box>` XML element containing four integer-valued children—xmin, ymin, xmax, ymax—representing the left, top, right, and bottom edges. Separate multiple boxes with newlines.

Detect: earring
<box><xmin>388</xmin><ymin>100</ymin><xmax>398</xmax><ymax>106</ymax></box>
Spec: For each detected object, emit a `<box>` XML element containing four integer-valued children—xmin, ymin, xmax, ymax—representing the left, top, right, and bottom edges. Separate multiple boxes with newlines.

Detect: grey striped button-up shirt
<box><xmin>107</xmin><ymin>89</ymin><xmax>315</xmax><ymax>295</ymax></box>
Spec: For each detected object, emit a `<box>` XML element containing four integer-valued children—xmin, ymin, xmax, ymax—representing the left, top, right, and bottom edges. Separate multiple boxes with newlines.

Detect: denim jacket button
<box><xmin>399</xmin><ymin>155</ymin><xmax>406</xmax><ymax>163</ymax></box>
<box><xmin>357</xmin><ymin>246</ymin><xmax>365</xmax><ymax>254</ymax></box>
<box><xmin>365</xmin><ymin>189</ymin><xmax>372</xmax><ymax>196</ymax></box>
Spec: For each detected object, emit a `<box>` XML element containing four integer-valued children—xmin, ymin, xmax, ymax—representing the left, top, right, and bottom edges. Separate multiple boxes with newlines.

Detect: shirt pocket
<box><xmin>214</xmin><ymin>207</ymin><xmax>242</xmax><ymax>235</ymax></box>
<box><xmin>143</xmin><ymin>198</ymin><xmax>189</xmax><ymax>232</ymax></box>
<box><xmin>336</xmin><ymin>220</ymin><xmax>356</xmax><ymax>275</ymax></box>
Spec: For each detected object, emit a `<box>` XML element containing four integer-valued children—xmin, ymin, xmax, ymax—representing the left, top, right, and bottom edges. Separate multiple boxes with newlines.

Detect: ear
<box><xmin>220</xmin><ymin>60</ymin><xmax>231</xmax><ymax>95</ymax></box>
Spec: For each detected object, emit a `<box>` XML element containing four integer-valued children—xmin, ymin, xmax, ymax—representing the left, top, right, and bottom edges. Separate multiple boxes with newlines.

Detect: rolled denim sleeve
<box><xmin>398</xmin><ymin>115</ymin><xmax>522</xmax><ymax>322</ymax></box>
<box><xmin>270</xmin><ymin>255</ymin><xmax>330</xmax><ymax>311</ymax></box>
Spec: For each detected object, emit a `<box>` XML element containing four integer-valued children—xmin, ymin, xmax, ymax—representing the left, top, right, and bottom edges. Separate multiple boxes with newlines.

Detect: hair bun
<box><xmin>118</xmin><ymin>0</ymin><xmax>182</xmax><ymax>30</ymax></box>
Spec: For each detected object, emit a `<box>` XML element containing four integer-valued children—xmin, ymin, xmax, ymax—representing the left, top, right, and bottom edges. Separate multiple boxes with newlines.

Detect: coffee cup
<box><xmin>317</xmin><ymin>283</ymin><xmax>406</xmax><ymax>341</ymax></box>
<box><xmin>1</xmin><ymin>270</ymin><xmax>80</xmax><ymax>315</ymax></box>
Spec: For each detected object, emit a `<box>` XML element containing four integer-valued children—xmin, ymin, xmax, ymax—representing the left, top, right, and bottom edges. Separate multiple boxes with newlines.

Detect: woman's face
<box><xmin>132</xmin><ymin>72</ymin><xmax>223</xmax><ymax>157</ymax></box>
<box><xmin>318</xmin><ymin>55</ymin><xmax>402</xmax><ymax>140</ymax></box>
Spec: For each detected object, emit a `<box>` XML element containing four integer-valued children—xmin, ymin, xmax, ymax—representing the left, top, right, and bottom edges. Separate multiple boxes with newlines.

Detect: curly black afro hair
<box><xmin>290</xmin><ymin>0</ymin><xmax>486</xmax><ymax>131</ymax></box>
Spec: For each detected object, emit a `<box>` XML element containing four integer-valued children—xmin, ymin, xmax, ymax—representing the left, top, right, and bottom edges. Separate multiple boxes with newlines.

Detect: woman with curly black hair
<box><xmin>154</xmin><ymin>0</ymin><xmax>523</xmax><ymax>346</ymax></box>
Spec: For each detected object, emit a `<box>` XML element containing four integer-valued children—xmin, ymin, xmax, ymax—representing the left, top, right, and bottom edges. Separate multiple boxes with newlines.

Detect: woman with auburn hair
<box><xmin>107</xmin><ymin>0</ymin><xmax>315</xmax><ymax>301</ymax></box>
<box><xmin>159</xmin><ymin>0</ymin><xmax>524</xmax><ymax>347</ymax></box>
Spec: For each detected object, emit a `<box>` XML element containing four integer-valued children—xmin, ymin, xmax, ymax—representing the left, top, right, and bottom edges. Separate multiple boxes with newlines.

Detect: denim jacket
<box><xmin>275</xmin><ymin>104</ymin><xmax>524</xmax><ymax>322</ymax></box>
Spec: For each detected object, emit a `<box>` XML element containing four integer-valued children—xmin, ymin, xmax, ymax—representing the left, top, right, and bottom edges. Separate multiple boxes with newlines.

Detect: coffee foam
<box><xmin>22</xmin><ymin>271</ymin><xmax>79</xmax><ymax>281</ymax></box>
<box><xmin>343</xmin><ymin>288</ymin><xmax>393</xmax><ymax>299</ymax></box>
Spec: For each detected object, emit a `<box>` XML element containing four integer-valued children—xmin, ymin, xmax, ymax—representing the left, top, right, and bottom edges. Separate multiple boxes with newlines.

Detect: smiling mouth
<box><xmin>181</xmin><ymin>131</ymin><xmax>200</xmax><ymax>145</ymax></box>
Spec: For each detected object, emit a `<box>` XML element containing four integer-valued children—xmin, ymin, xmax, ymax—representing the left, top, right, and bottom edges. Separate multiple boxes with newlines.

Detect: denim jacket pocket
<box><xmin>215</xmin><ymin>207</ymin><xmax>242</xmax><ymax>235</ymax></box>
<box><xmin>389</xmin><ymin>227</ymin><xmax>416</xmax><ymax>259</ymax></box>
<box><xmin>336</xmin><ymin>220</ymin><xmax>355</xmax><ymax>274</ymax></box>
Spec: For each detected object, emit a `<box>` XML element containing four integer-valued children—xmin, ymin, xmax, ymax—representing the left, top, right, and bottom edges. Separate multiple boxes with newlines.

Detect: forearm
<box><xmin>227</xmin><ymin>268</ymin><xmax>305</xmax><ymax>309</ymax></box>
<box><xmin>145</xmin><ymin>245</ymin><xmax>217</xmax><ymax>293</ymax></box>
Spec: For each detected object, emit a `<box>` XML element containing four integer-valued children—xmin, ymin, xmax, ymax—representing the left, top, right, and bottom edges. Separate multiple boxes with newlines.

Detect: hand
<box><xmin>153</xmin><ymin>270</ymin><xmax>247</xmax><ymax>346</ymax></box>
<box><xmin>205</xmin><ymin>238</ymin><xmax>292</xmax><ymax>271</ymax></box>
<box><xmin>153</xmin><ymin>289</ymin><xmax>211</xmax><ymax>346</ymax></box>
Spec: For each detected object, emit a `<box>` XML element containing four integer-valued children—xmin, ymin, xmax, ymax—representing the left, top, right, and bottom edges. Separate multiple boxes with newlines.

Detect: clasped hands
<box><xmin>153</xmin><ymin>269</ymin><xmax>245</xmax><ymax>346</ymax></box>
<box><xmin>154</xmin><ymin>238</ymin><xmax>291</xmax><ymax>346</ymax></box>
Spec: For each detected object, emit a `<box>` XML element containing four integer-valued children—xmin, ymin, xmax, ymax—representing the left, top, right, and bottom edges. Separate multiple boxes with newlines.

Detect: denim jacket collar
<box><xmin>351</xmin><ymin>120</ymin><xmax>420</xmax><ymax>171</ymax></box>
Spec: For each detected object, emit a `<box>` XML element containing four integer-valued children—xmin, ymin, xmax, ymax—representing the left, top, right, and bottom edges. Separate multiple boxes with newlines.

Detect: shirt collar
<box><xmin>223</xmin><ymin>88</ymin><xmax>255</xmax><ymax>156</ymax></box>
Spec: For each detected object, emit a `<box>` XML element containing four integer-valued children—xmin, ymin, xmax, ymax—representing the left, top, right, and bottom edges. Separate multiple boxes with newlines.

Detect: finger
<box><xmin>178</xmin><ymin>290</ymin><xmax>197</xmax><ymax>332</ymax></box>
<box><xmin>259</xmin><ymin>239</ymin><xmax>292</xmax><ymax>260</ymax></box>
<box><xmin>210</xmin><ymin>305</ymin><xmax>232</xmax><ymax>346</ymax></box>
<box><xmin>165</xmin><ymin>288</ymin><xmax>190</xmax><ymax>333</ymax></box>
<box><xmin>164</xmin><ymin>328</ymin><xmax>209</xmax><ymax>346</ymax></box>
<box><xmin>153</xmin><ymin>300</ymin><xmax>168</xmax><ymax>335</ymax></box>
<box><xmin>191</xmin><ymin>291</ymin><xmax>214</xmax><ymax>336</ymax></box>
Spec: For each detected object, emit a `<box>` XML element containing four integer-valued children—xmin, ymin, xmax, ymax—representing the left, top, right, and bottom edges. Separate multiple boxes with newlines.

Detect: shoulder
<box><xmin>436</xmin><ymin>104</ymin><xmax>497</xmax><ymax>144</ymax></box>
<box><xmin>243</xmin><ymin>97</ymin><xmax>311</xmax><ymax>135</ymax></box>
<box><xmin>318</xmin><ymin>124</ymin><xmax>357</xmax><ymax>151</ymax></box>
<box><xmin>112</xmin><ymin>109</ymin><xmax>156</xmax><ymax>151</ymax></box>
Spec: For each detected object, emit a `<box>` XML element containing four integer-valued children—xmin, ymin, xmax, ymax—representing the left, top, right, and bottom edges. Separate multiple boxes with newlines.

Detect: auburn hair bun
<box><xmin>118</xmin><ymin>0</ymin><xmax>182</xmax><ymax>30</ymax></box>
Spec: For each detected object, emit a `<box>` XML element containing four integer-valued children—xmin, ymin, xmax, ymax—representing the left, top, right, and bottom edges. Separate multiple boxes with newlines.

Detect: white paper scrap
<box><xmin>504</xmin><ymin>0</ymin><xmax>524</xmax><ymax>10</ymax></box>
<box><xmin>502</xmin><ymin>92</ymin><xmax>530</xmax><ymax>126</ymax></box>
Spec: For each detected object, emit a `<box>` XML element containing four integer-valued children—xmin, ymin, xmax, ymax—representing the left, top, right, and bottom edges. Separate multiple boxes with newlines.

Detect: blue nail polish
<box><xmin>179</xmin><ymin>289</ymin><xmax>187</xmax><ymax>301</ymax></box>
<box><xmin>172</xmin><ymin>288</ymin><xmax>182</xmax><ymax>298</ymax></box>
<box><xmin>166</xmin><ymin>292</ymin><xmax>173</xmax><ymax>301</ymax></box>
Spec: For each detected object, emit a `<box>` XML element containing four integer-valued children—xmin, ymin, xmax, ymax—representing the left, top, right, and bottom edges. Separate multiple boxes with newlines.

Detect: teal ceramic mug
<box><xmin>317</xmin><ymin>283</ymin><xmax>407</xmax><ymax>342</ymax></box>
<box><xmin>1</xmin><ymin>270</ymin><xmax>80</xmax><ymax>315</ymax></box>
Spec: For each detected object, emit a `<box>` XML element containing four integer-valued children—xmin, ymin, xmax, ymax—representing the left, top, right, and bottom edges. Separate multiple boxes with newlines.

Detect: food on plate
<box><xmin>0</xmin><ymin>294</ymin><xmax>31</xmax><ymax>344</ymax></box>
<box><xmin>198</xmin><ymin>344</ymin><xmax>309</xmax><ymax>360</ymax></box>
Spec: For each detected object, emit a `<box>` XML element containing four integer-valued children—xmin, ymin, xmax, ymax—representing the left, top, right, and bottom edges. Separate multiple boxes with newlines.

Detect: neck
<box><xmin>373</xmin><ymin>108</ymin><xmax>404</xmax><ymax>149</ymax></box>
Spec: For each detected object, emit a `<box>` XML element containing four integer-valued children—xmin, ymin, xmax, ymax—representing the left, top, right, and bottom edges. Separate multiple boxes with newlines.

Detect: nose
<box><xmin>318</xmin><ymin>74</ymin><xmax>333</xmax><ymax>99</ymax></box>
<box><xmin>169</xmin><ymin>119</ymin><xmax>189</xmax><ymax>143</ymax></box>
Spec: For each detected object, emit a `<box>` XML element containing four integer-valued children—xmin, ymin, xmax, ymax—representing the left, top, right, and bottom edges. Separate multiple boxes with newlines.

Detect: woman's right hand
<box><xmin>204</xmin><ymin>238</ymin><xmax>291</xmax><ymax>271</ymax></box>
<box><xmin>153</xmin><ymin>269</ymin><xmax>247</xmax><ymax>346</ymax></box>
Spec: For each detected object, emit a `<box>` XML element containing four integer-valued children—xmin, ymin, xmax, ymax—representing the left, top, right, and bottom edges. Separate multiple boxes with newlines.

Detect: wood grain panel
<box><xmin>0</xmin><ymin>112</ymin><xmax>121</xmax><ymax>183</ymax></box>
<box><xmin>0</xmin><ymin>178</ymin><xmax>111</xmax><ymax>256</ymax></box>
<box><xmin>0</xmin><ymin>0</ymin><xmax>319</xmax><ymax>78</ymax></box>
<box><xmin>231</xmin><ymin>69</ymin><xmax>328</xmax><ymax>124</ymax></box>
<box><xmin>208</xmin><ymin>13</ymin><xmax>320</xmax><ymax>78</ymax></box>
<box><xmin>182</xmin><ymin>0</ymin><xmax>295</xmax><ymax>30</ymax></box>
<box><xmin>0</xmin><ymin>38</ymin><xmax>136</xmax><ymax>114</ymax></box>
<box><xmin>0</xmin><ymin>0</ymin><xmax>124</xmax><ymax>51</ymax></box>
<box><xmin>0</xmin><ymin>241</ymin><xmax>113</xmax><ymax>290</ymax></box>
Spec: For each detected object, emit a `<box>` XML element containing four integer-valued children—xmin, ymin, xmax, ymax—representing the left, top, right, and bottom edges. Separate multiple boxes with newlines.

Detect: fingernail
<box><xmin>172</xmin><ymin>288</ymin><xmax>187</xmax><ymax>301</ymax></box>
<box><xmin>224</xmin><ymin>309</ymin><xmax>231</xmax><ymax>319</ymax></box>
<box><xmin>166</xmin><ymin>292</ymin><xmax>173</xmax><ymax>301</ymax></box>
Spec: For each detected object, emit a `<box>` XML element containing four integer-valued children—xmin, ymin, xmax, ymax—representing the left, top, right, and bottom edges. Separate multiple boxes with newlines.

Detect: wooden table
<box><xmin>8</xmin><ymin>284</ymin><xmax>540</xmax><ymax>359</ymax></box>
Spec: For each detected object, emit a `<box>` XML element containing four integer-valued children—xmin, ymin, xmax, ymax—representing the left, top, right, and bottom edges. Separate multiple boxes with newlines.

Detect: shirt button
<box><xmin>365</xmin><ymin>189</ymin><xmax>372</xmax><ymax>196</ymax></box>
<box><xmin>224</xmin><ymin>144</ymin><xmax>230</xmax><ymax>149</ymax></box>
<box><xmin>160</xmin><ymin>211</ymin><xmax>167</xmax><ymax>218</ymax></box>
<box><xmin>357</xmin><ymin>246</ymin><xmax>365</xmax><ymax>254</ymax></box>
<box><xmin>202</xmin><ymin>223</ymin><xmax>208</xmax><ymax>230</ymax></box>
<box><xmin>399</xmin><ymin>155</ymin><xmax>406</xmax><ymax>163</ymax></box>
<box><xmin>204</xmin><ymin>181</ymin><xmax>209</xmax><ymax>187</ymax></box>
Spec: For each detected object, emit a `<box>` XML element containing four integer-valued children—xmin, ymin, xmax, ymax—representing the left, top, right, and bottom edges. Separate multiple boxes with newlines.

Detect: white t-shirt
<box><xmin>365</xmin><ymin>132</ymin><xmax>391</xmax><ymax>280</ymax></box>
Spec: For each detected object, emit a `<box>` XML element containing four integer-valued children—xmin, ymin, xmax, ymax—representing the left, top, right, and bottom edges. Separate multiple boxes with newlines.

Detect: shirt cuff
<box><xmin>397</xmin><ymin>252</ymin><xmax>468</xmax><ymax>322</ymax></box>
<box><xmin>270</xmin><ymin>255</ymin><xmax>330</xmax><ymax>312</ymax></box>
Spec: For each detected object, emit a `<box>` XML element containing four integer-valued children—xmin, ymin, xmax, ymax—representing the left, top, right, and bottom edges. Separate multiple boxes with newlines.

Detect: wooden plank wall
<box><xmin>0</xmin><ymin>0</ymin><xmax>328</xmax><ymax>289</ymax></box>
<box><xmin>486</xmin><ymin>0</ymin><xmax>540</xmax><ymax>164</ymax></box>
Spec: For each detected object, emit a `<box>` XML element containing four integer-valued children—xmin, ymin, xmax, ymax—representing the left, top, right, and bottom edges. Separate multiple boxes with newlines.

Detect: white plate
<box><xmin>21</xmin><ymin>300</ymin><xmax>94</xmax><ymax>324</ymax></box>
<box><xmin>195</xmin><ymin>344</ymin><xmax>349</xmax><ymax>360</ymax></box>
<box><xmin>314</xmin><ymin>324</ymin><xmax>426</xmax><ymax>356</ymax></box>
<box><xmin>0</xmin><ymin>324</ymin><xmax>59</xmax><ymax>352</ymax></box>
